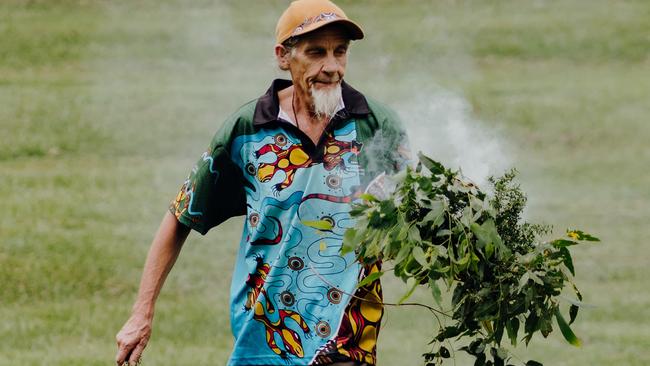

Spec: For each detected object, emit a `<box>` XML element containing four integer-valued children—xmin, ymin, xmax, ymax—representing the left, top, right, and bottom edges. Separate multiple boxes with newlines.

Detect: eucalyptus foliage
<box><xmin>341</xmin><ymin>153</ymin><xmax>599</xmax><ymax>366</ymax></box>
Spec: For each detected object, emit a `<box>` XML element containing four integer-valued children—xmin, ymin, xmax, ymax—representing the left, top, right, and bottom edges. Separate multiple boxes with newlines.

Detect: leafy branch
<box><xmin>341</xmin><ymin>153</ymin><xmax>599</xmax><ymax>366</ymax></box>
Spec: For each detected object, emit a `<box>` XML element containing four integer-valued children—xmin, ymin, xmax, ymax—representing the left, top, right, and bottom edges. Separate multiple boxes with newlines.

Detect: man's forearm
<box><xmin>131</xmin><ymin>211</ymin><xmax>191</xmax><ymax>318</ymax></box>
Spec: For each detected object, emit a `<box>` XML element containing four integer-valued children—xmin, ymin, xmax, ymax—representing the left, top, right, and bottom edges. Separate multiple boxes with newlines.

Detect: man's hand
<box><xmin>114</xmin><ymin>211</ymin><xmax>190</xmax><ymax>365</ymax></box>
<box><xmin>115</xmin><ymin>313</ymin><xmax>152</xmax><ymax>365</ymax></box>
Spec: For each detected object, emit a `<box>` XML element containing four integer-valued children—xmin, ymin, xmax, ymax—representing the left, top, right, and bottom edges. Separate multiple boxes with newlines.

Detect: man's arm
<box><xmin>115</xmin><ymin>211</ymin><xmax>191</xmax><ymax>366</ymax></box>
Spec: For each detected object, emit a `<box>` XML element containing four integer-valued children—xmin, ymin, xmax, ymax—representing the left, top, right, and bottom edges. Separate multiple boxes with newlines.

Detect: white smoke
<box><xmin>396</xmin><ymin>90</ymin><xmax>511</xmax><ymax>187</ymax></box>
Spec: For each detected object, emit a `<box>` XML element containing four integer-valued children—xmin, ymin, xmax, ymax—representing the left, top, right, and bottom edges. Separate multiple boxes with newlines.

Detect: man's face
<box><xmin>284</xmin><ymin>25</ymin><xmax>350</xmax><ymax>97</ymax></box>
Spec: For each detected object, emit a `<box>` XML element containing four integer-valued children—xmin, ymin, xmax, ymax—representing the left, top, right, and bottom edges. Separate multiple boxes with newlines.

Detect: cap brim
<box><xmin>290</xmin><ymin>18</ymin><xmax>364</xmax><ymax>42</ymax></box>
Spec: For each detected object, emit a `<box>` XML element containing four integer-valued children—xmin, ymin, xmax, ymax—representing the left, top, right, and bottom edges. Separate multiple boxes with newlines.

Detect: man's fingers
<box><xmin>127</xmin><ymin>341</ymin><xmax>147</xmax><ymax>365</ymax></box>
<box><xmin>115</xmin><ymin>343</ymin><xmax>134</xmax><ymax>366</ymax></box>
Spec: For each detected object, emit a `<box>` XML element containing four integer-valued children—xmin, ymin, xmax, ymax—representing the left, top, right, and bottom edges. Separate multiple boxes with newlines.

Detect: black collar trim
<box><xmin>252</xmin><ymin>79</ymin><xmax>370</xmax><ymax>126</ymax></box>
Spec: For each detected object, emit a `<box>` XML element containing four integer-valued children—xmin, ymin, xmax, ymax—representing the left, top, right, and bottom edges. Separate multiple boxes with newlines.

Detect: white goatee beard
<box><xmin>310</xmin><ymin>82</ymin><xmax>342</xmax><ymax>120</ymax></box>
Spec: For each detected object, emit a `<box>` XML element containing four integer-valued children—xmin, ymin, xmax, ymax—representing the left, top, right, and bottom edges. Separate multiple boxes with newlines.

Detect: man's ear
<box><xmin>274</xmin><ymin>44</ymin><xmax>291</xmax><ymax>71</ymax></box>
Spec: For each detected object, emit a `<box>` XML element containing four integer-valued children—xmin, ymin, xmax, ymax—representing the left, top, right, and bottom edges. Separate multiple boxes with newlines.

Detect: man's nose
<box><xmin>321</xmin><ymin>54</ymin><xmax>340</xmax><ymax>75</ymax></box>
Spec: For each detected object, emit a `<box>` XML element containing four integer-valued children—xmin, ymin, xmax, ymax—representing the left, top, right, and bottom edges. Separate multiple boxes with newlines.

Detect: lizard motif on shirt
<box><xmin>255</xmin><ymin>134</ymin><xmax>314</xmax><ymax>194</ymax></box>
<box><xmin>321</xmin><ymin>133</ymin><xmax>362</xmax><ymax>172</ymax></box>
<box><xmin>244</xmin><ymin>255</ymin><xmax>272</xmax><ymax>311</ymax></box>
<box><xmin>253</xmin><ymin>296</ymin><xmax>311</xmax><ymax>360</ymax></box>
<box><xmin>243</xmin><ymin>255</ymin><xmax>311</xmax><ymax>360</ymax></box>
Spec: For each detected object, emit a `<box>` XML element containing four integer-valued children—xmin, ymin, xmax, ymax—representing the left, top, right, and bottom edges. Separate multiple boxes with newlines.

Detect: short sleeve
<box><xmin>364</xmin><ymin>98</ymin><xmax>414</xmax><ymax>176</ymax></box>
<box><xmin>169</xmin><ymin>127</ymin><xmax>247</xmax><ymax>235</ymax></box>
<box><xmin>381</xmin><ymin>108</ymin><xmax>413</xmax><ymax>174</ymax></box>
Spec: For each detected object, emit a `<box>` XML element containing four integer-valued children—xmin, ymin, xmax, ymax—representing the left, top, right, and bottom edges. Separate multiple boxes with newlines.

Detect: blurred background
<box><xmin>1</xmin><ymin>0</ymin><xmax>649</xmax><ymax>365</ymax></box>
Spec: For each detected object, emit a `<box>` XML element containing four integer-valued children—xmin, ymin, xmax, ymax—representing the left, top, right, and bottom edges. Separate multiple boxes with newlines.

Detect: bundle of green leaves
<box><xmin>341</xmin><ymin>153</ymin><xmax>599</xmax><ymax>366</ymax></box>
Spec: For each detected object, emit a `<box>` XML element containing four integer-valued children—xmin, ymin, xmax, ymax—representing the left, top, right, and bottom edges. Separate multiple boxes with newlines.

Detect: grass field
<box><xmin>1</xmin><ymin>0</ymin><xmax>649</xmax><ymax>365</ymax></box>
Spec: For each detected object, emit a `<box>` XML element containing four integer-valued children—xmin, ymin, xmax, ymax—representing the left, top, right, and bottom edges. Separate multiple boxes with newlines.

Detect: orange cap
<box><xmin>275</xmin><ymin>0</ymin><xmax>364</xmax><ymax>44</ymax></box>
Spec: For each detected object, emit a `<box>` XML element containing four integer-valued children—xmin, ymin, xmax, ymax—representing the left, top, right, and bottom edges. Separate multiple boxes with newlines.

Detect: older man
<box><xmin>115</xmin><ymin>0</ymin><xmax>410</xmax><ymax>365</ymax></box>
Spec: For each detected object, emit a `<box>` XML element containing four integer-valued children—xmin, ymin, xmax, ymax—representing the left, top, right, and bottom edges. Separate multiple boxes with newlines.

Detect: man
<box><xmin>115</xmin><ymin>0</ymin><xmax>410</xmax><ymax>365</ymax></box>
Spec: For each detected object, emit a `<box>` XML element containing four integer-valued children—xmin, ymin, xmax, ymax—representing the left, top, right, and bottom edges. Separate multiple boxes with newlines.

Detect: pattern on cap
<box><xmin>292</xmin><ymin>12</ymin><xmax>341</xmax><ymax>36</ymax></box>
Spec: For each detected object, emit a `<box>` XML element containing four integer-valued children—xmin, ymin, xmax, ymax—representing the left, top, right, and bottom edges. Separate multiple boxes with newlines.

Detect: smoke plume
<box><xmin>396</xmin><ymin>90</ymin><xmax>511</xmax><ymax>187</ymax></box>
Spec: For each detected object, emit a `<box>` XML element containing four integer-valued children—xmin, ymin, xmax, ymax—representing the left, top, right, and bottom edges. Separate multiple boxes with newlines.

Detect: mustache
<box><xmin>309</xmin><ymin>76</ymin><xmax>342</xmax><ymax>85</ymax></box>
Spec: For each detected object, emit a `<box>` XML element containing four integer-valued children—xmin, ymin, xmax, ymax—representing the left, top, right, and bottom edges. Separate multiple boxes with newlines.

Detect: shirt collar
<box><xmin>252</xmin><ymin>78</ymin><xmax>370</xmax><ymax>126</ymax></box>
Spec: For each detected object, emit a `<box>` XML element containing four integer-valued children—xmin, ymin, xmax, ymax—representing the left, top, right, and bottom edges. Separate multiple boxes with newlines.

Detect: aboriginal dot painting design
<box><xmin>311</xmin><ymin>262</ymin><xmax>384</xmax><ymax>365</ymax></box>
<box><xmin>226</xmin><ymin>120</ymin><xmax>369</xmax><ymax>365</ymax></box>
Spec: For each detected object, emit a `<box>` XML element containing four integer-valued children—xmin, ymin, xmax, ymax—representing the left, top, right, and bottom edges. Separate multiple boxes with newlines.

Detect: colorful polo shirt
<box><xmin>170</xmin><ymin>79</ymin><xmax>410</xmax><ymax>366</ymax></box>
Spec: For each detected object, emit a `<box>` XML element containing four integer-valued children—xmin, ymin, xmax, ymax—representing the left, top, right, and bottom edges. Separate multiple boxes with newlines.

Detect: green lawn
<box><xmin>1</xmin><ymin>0</ymin><xmax>649</xmax><ymax>365</ymax></box>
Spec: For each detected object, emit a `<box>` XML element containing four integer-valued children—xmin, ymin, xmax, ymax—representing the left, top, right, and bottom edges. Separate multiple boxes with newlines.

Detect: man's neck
<box><xmin>277</xmin><ymin>85</ymin><xmax>330</xmax><ymax>145</ymax></box>
<box><xmin>279</xmin><ymin>86</ymin><xmax>327</xmax><ymax>126</ymax></box>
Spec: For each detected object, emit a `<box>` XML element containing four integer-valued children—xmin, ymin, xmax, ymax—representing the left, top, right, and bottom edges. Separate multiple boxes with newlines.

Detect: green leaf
<box><xmin>429</xmin><ymin>279</ymin><xmax>442</xmax><ymax>306</ymax></box>
<box><xmin>456</xmin><ymin>253</ymin><xmax>471</xmax><ymax>267</ymax></box>
<box><xmin>357</xmin><ymin>270</ymin><xmax>385</xmax><ymax>288</ymax></box>
<box><xmin>397</xmin><ymin>223</ymin><xmax>409</xmax><ymax>241</ymax></box>
<box><xmin>494</xmin><ymin>322</ymin><xmax>505</xmax><ymax>345</ymax></box>
<box><xmin>394</xmin><ymin>244</ymin><xmax>412</xmax><ymax>264</ymax></box>
<box><xmin>569</xmin><ymin>305</ymin><xmax>579</xmax><ymax>325</ymax></box>
<box><xmin>525</xmin><ymin>361</ymin><xmax>543</xmax><ymax>366</ymax></box>
<box><xmin>469</xmin><ymin>195</ymin><xmax>487</xmax><ymax>213</ymax></box>
<box><xmin>341</xmin><ymin>228</ymin><xmax>357</xmax><ymax>255</ymax></box>
<box><xmin>550</xmin><ymin>239</ymin><xmax>578</xmax><ymax>248</ymax></box>
<box><xmin>408</xmin><ymin>225</ymin><xmax>422</xmax><ymax>242</ymax></box>
<box><xmin>417</xmin><ymin>152</ymin><xmax>445</xmax><ymax>175</ymax></box>
<box><xmin>435</xmin><ymin>265</ymin><xmax>451</xmax><ymax>274</ymax></box>
<box><xmin>517</xmin><ymin>251</ymin><xmax>538</xmax><ymax>265</ymax></box>
<box><xmin>524</xmin><ymin>312</ymin><xmax>539</xmax><ymax>335</ymax></box>
<box><xmin>528</xmin><ymin>271</ymin><xmax>544</xmax><ymax>286</ymax></box>
<box><xmin>518</xmin><ymin>272</ymin><xmax>530</xmax><ymax>291</ymax></box>
<box><xmin>383</xmin><ymin>237</ymin><xmax>400</xmax><ymax>258</ymax></box>
<box><xmin>471</xmin><ymin>219</ymin><xmax>503</xmax><ymax>254</ymax></box>
<box><xmin>397</xmin><ymin>277</ymin><xmax>419</xmax><ymax>304</ymax></box>
<box><xmin>470</xmin><ymin>222</ymin><xmax>487</xmax><ymax>246</ymax></box>
<box><xmin>436</xmin><ymin>325</ymin><xmax>461</xmax><ymax>341</ymax></box>
<box><xmin>433</xmin><ymin>212</ymin><xmax>445</xmax><ymax>228</ymax></box>
<box><xmin>506</xmin><ymin>317</ymin><xmax>519</xmax><ymax>346</ymax></box>
<box><xmin>439</xmin><ymin>346</ymin><xmax>450</xmax><ymax>358</ymax></box>
<box><xmin>554</xmin><ymin>307</ymin><xmax>582</xmax><ymax>347</ymax></box>
<box><xmin>364</xmin><ymin>232</ymin><xmax>382</xmax><ymax>258</ymax></box>
<box><xmin>573</xmin><ymin>284</ymin><xmax>583</xmax><ymax>301</ymax></box>
<box><xmin>559</xmin><ymin>247</ymin><xmax>575</xmax><ymax>276</ymax></box>
<box><xmin>359</xmin><ymin>193</ymin><xmax>379</xmax><ymax>202</ymax></box>
<box><xmin>343</xmin><ymin>227</ymin><xmax>356</xmax><ymax>243</ymax></box>
<box><xmin>412</xmin><ymin>246</ymin><xmax>428</xmax><ymax>267</ymax></box>
<box><xmin>460</xmin><ymin>206</ymin><xmax>473</xmax><ymax>227</ymax></box>
<box><xmin>422</xmin><ymin>200</ymin><xmax>445</xmax><ymax>227</ymax></box>
<box><xmin>483</xmin><ymin>219</ymin><xmax>503</xmax><ymax>246</ymax></box>
<box><xmin>467</xmin><ymin>339</ymin><xmax>486</xmax><ymax>355</ymax></box>
<box><xmin>524</xmin><ymin>287</ymin><xmax>534</xmax><ymax>306</ymax></box>
<box><xmin>539</xmin><ymin>316</ymin><xmax>553</xmax><ymax>337</ymax></box>
<box><xmin>485</xmin><ymin>242</ymin><xmax>495</xmax><ymax>259</ymax></box>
